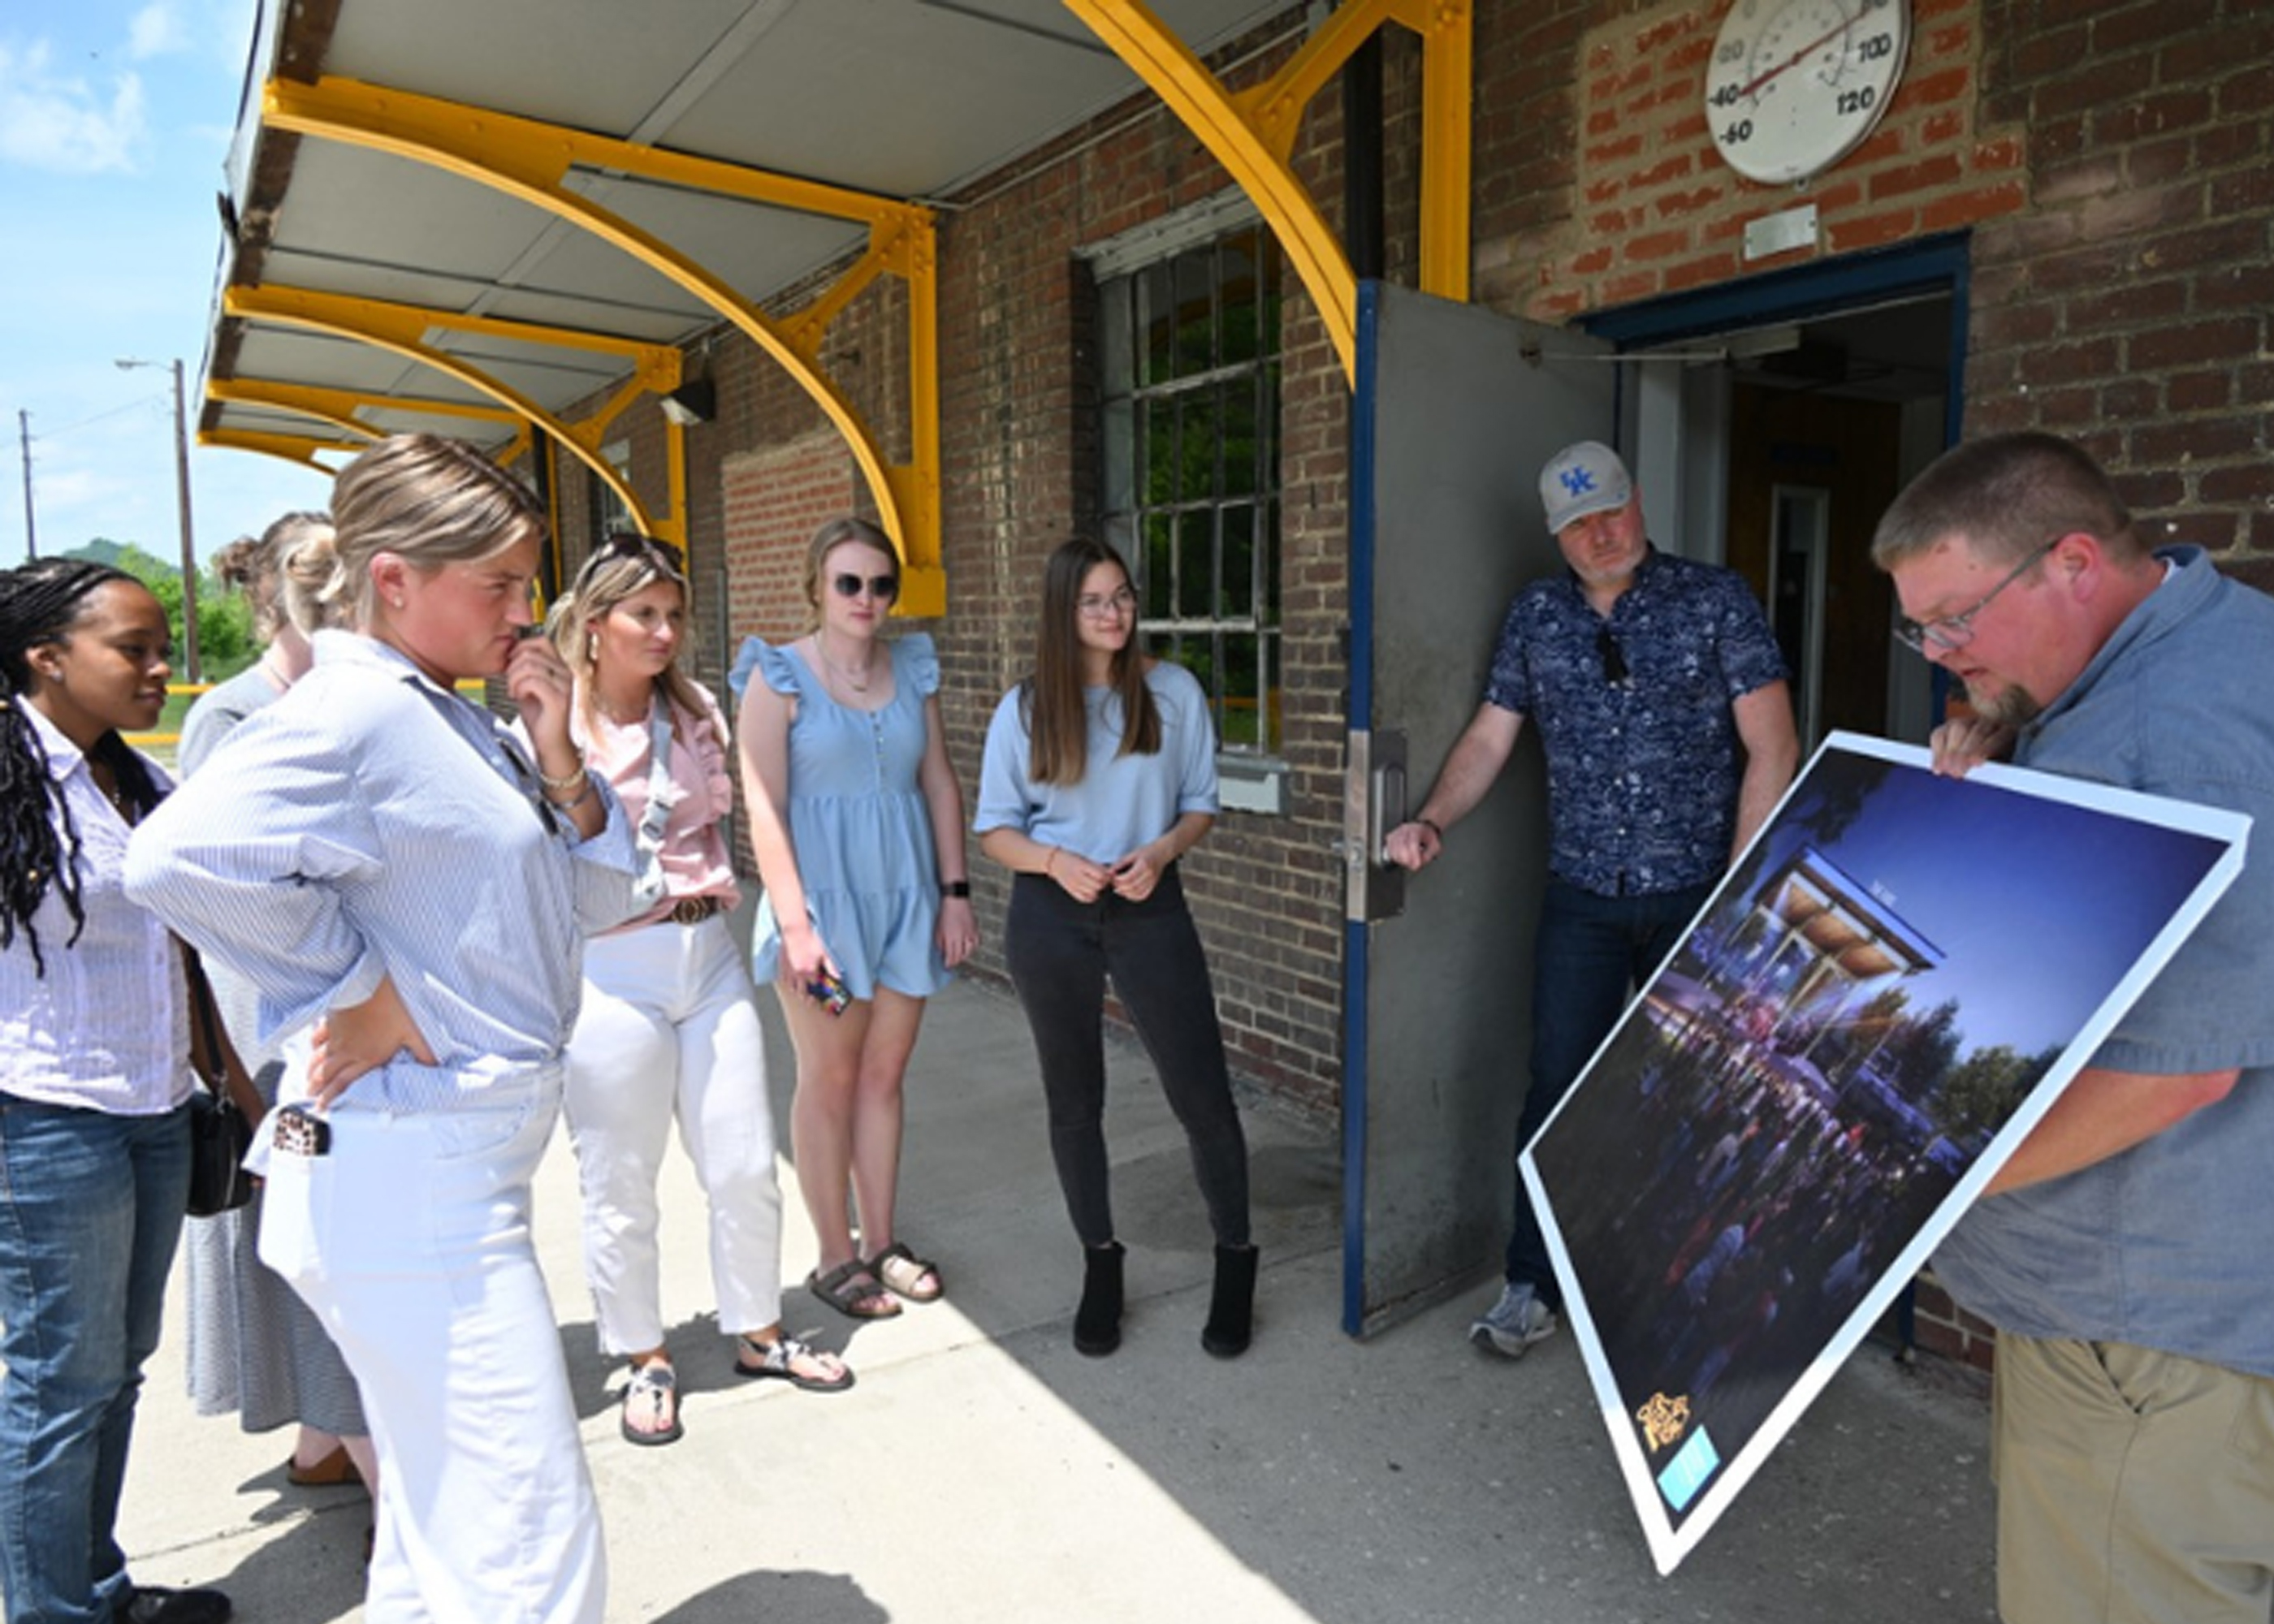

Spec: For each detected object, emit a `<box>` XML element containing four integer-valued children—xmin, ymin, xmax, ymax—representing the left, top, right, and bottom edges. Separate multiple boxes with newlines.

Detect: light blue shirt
<box><xmin>975</xmin><ymin>661</ymin><xmax>1218</xmax><ymax>862</ymax></box>
<box><xmin>124</xmin><ymin>631</ymin><xmax>638</xmax><ymax>1114</ymax></box>
<box><xmin>1932</xmin><ymin>548</ymin><xmax>2274</xmax><ymax>1376</ymax></box>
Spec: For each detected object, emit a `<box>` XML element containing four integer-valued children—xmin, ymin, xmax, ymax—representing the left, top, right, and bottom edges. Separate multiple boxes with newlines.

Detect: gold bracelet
<box><xmin>547</xmin><ymin>777</ymin><xmax>594</xmax><ymax>813</ymax></box>
<box><xmin>536</xmin><ymin>757</ymin><xmax>586</xmax><ymax>793</ymax></box>
<box><xmin>1043</xmin><ymin>847</ymin><xmax>1059</xmax><ymax>878</ymax></box>
<box><xmin>541</xmin><ymin>767</ymin><xmax>590</xmax><ymax>804</ymax></box>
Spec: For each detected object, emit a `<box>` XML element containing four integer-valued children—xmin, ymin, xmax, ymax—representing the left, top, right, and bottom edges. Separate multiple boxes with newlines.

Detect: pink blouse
<box><xmin>576</xmin><ymin>682</ymin><xmax>742</xmax><ymax>932</ymax></box>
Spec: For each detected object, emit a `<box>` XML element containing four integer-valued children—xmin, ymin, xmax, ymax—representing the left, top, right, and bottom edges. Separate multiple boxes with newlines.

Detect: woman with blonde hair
<box><xmin>176</xmin><ymin>511</ymin><xmax>378</xmax><ymax>1505</ymax></box>
<box><xmin>128</xmin><ymin>433</ymin><xmax>636</xmax><ymax>1624</ymax></box>
<box><xmin>733</xmin><ymin>516</ymin><xmax>977</xmax><ymax>1320</ymax></box>
<box><xmin>553</xmin><ymin>531</ymin><xmax>850</xmax><ymax>1449</ymax></box>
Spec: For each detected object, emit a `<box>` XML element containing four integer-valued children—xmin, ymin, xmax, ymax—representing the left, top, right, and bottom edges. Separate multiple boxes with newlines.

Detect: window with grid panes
<box><xmin>1096</xmin><ymin>224</ymin><xmax>1282</xmax><ymax>759</ymax></box>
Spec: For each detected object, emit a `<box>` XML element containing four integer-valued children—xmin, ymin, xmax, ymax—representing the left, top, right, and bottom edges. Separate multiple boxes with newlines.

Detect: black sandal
<box><xmin>734</xmin><ymin>1332</ymin><xmax>855</xmax><ymax>1392</ymax></box>
<box><xmin>806</xmin><ymin>1258</ymin><xmax>901</xmax><ymax>1320</ymax></box>
<box><xmin>620</xmin><ymin>1363</ymin><xmax>683</xmax><ymax>1446</ymax></box>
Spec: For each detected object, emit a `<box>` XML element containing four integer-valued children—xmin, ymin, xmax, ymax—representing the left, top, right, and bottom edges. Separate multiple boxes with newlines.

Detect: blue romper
<box><xmin>729</xmin><ymin>632</ymin><xmax>951</xmax><ymax>1002</ymax></box>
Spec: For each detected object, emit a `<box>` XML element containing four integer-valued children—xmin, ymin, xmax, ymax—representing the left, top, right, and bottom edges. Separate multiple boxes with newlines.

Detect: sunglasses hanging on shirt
<box><xmin>1597</xmin><ymin>626</ymin><xmax>1629</xmax><ymax>685</ymax></box>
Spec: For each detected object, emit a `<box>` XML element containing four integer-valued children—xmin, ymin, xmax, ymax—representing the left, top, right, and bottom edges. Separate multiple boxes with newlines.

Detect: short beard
<box><xmin>1967</xmin><ymin>680</ymin><xmax>2042</xmax><ymax>728</ymax></box>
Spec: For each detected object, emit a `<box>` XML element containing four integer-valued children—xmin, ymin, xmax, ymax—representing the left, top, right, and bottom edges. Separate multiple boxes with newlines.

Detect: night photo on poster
<box><xmin>1522</xmin><ymin>734</ymin><xmax>2246</xmax><ymax>1573</ymax></box>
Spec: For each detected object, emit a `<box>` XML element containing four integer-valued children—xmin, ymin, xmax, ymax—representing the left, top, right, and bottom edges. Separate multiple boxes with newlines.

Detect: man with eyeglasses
<box><xmin>1384</xmin><ymin>440</ymin><xmax>1797</xmax><ymax>1360</ymax></box>
<box><xmin>1873</xmin><ymin>430</ymin><xmax>2274</xmax><ymax>1624</ymax></box>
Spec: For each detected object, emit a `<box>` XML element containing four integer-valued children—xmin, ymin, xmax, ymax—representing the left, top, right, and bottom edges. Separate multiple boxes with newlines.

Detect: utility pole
<box><xmin>15</xmin><ymin>409</ymin><xmax>33</xmax><ymax>561</ymax></box>
<box><xmin>115</xmin><ymin>357</ymin><xmax>201</xmax><ymax>680</ymax></box>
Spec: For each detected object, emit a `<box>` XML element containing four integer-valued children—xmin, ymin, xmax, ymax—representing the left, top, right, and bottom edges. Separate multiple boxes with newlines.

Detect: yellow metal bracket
<box><xmin>224</xmin><ymin>284</ymin><xmax>677</xmax><ymax>543</ymax></box>
<box><xmin>197</xmin><ymin>427</ymin><xmax>369</xmax><ymax>471</ymax></box>
<box><xmin>262</xmin><ymin>76</ymin><xmax>945</xmax><ymax>615</ymax></box>
<box><xmin>1064</xmin><ymin>0</ymin><xmax>1472</xmax><ymax>384</ymax></box>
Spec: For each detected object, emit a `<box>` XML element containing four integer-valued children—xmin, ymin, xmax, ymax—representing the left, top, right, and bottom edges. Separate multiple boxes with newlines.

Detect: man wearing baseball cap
<box><xmin>1385</xmin><ymin>440</ymin><xmax>1798</xmax><ymax>1358</ymax></box>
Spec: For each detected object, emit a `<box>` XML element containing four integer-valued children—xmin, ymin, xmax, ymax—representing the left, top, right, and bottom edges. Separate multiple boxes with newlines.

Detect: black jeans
<box><xmin>1004</xmin><ymin>867</ymin><xmax>1251</xmax><ymax>1250</ymax></box>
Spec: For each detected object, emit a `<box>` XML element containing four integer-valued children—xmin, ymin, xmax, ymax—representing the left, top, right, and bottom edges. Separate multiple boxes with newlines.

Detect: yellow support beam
<box><xmin>197</xmin><ymin>428</ymin><xmax>365</xmax><ymax>471</ymax></box>
<box><xmin>1064</xmin><ymin>0</ymin><xmax>1472</xmax><ymax>382</ymax></box>
<box><xmin>226</xmin><ymin>283</ymin><xmax>665</xmax><ymax>541</ymax></box>
<box><xmin>262</xmin><ymin>75</ymin><xmax>945</xmax><ymax>615</ymax></box>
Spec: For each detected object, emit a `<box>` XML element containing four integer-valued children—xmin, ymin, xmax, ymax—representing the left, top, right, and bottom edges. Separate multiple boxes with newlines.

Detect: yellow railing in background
<box><xmin>126</xmin><ymin>678</ymin><xmax>490</xmax><ymax>752</ymax></box>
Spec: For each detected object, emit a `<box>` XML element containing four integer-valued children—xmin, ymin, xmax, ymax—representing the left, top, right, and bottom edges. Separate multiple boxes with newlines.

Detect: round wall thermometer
<box><xmin>1703</xmin><ymin>0</ymin><xmax>1912</xmax><ymax>185</ymax></box>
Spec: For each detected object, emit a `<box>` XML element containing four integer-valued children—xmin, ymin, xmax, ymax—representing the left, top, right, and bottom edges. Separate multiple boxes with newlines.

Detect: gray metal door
<box><xmin>1342</xmin><ymin>283</ymin><xmax>1615</xmax><ymax>1335</ymax></box>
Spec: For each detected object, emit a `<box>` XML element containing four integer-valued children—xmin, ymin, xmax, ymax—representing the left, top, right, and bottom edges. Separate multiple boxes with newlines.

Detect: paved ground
<box><xmin>120</xmin><ymin>978</ymin><xmax>1998</xmax><ymax>1622</ymax></box>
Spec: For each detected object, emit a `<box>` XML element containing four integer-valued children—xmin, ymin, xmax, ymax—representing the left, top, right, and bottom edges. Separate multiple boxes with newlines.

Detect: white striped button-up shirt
<box><xmin>1</xmin><ymin>702</ymin><xmax>189</xmax><ymax>1115</ymax></box>
<box><xmin>125</xmin><ymin>632</ymin><xmax>638</xmax><ymax>1114</ymax></box>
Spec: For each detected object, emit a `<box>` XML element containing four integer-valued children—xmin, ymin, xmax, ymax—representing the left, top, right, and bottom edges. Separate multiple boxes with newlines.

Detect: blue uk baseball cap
<box><xmin>1540</xmin><ymin>441</ymin><xmax>1633</xmax><ymax>534</ymax></box>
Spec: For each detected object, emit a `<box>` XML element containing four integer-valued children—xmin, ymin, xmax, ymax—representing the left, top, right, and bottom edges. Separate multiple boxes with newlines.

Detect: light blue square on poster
<box><xmin>1656</xmin><ymin>1427</ymin><xmax>1720</xmax><ymax>1512</ymax></box>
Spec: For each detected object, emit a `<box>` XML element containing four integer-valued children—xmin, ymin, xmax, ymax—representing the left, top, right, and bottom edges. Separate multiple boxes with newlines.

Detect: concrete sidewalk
<box><xmin>120</xmin><ymin>978</ymin><xmax>1996</xmax><ymax>1622</ymax></box>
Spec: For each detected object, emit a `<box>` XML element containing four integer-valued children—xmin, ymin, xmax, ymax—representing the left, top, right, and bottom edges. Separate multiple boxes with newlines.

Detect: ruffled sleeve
<box><xmin>896</xmin><ymin>631</ymin><xmax>940</xmax><ymax>699</ymax></box>
<box><xmin>728</xmin><ymin>635</ymin><xmax>803</xmax><ymax>701</ymax></box>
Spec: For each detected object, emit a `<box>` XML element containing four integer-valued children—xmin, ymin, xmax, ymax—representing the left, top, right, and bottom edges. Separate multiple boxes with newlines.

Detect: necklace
<box><xmin>595</xmin><ymin>686</ymin><xmax>651</xmax><ymax>728</ymax></box>
<box><xmin>811</xmin><ymin>633</ymin><xmax>876</xmax><ymax>696</ymax></box>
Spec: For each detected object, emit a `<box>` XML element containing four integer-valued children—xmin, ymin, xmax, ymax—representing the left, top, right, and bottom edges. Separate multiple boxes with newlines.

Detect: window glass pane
<box><xmin>1177</xmin><ymin>509</ymin><xmax>1215</xmax><ymax>620</ymax></box>
<box><xmin>1261</xmin><ymin>499</ymin><xmax>1281</xmax><ymax>628</ymax></box>
<box><xmin>1221</xmin><ymin>379</ymin><xmax>1257</xmax><ymax>500</ymax></box>
<box><xmin>1220</xmin><ymin>632</ymin><xmax>1259</xmax><ymax>747</ymax></box>
<box><xmin>1174</xmin><ymin>248</ymin><xmax>1214</xmax><ymax>378</ymax></box>
<box><xmin>1260</xmin><ymin>632</ymin><xmax>1280</xmax><ymax>753</ymax></box>
<box><xmin>1103</xmin><ymin>399</ymin><xmax>1134</xmax><ymax>516</ymax></box>
<box><xmin>1141</xmin><ymin>261</ymin><xmax>1175</xmax><ymax>387</ymax></box>
<box><xmin>1100</xmin><ymin>277</ymin><xmax>1134</xmax><ymax>398</ymax></box>
<box><xmin>1144</xmin><ymin>395</ymin><xmax>1178</xmax><ymax>508</ymax></box>
<box><xmin>1143</xmin><ymin>512</ymin><xmax>1174</xmax><ymax>619</ymax></box>
<box><xmin>1221</xmin><ymin>503</ymin><xmax>1255</xmax><ymax>619</ymax></box>
<box><xmin>1178</xmin><ymin>388</ymin><xmax>1220</xmax><ymax>504</ymax></box>
<box><xmin>1220</xmin><ymin>229</ymin><xmax>1261</xmax><ymax>365</ymax></box>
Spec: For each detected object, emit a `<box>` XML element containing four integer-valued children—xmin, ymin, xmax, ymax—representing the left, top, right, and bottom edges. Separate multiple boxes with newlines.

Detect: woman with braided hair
<box><xmin>0</xmin><ymin>558</ymin><xmax>238</xmax><ymax>1624</ymax></box>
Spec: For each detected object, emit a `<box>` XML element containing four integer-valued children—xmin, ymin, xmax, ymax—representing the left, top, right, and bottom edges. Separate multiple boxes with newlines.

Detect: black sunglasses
<box><xmin>1597</xmin><ymin>626</ymin><xmax>1628</xmax><ymax>685</ymax></box>
<box><xmin>832</xmin><ymin>572</ymin><xmax>900</xmax><ymax>601</ymax></box>
<box><xmin>596</xmin><ymin>532</ymin><xmax>685</xmax><ymax>572</ymax></box>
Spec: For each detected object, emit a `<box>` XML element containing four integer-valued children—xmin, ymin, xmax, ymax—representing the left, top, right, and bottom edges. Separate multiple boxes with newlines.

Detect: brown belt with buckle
<box><xmin>661</xmin><ymin>896</ymin><xmax>723</xmax><ymax>926</ymax></box>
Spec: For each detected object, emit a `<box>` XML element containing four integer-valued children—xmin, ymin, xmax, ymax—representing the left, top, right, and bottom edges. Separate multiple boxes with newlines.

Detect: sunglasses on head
<box><xmin>831</xmin><ymin>572</ymin><xmax>899</xmax><ymax>601</ymax></box>
<box><xmin>593</xmin><ymin>532</ymin><xmax>685</xmax><ymax>573</ymax></box>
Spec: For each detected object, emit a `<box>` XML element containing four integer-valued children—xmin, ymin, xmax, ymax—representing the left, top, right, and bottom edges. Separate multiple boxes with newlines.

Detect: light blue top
<box><xmin>123</xmin><ymin>630</ymin><xmax>638</xmax><ymax>1115</ymax></box>
<box><xmin>974</xmin><ymin>661</ymin><xmax>1219</xmax><ymax>862</ymax></box>
<box><xmin>1932</xmin><ymin>548</ymin><xmax>2274</xmax><ymax>1376</ymax></box>
<box><xmin>728</xmin><ymin>633</ymin><xmax>949</xmax><ymax>1002</ymax></box>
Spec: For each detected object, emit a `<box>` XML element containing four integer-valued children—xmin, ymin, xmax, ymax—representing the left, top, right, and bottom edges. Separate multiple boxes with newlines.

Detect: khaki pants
<box><xmin>1992</xmin><ymin>1332</ymin><xmax>2274</xmax><ymax>1624</ymax></box>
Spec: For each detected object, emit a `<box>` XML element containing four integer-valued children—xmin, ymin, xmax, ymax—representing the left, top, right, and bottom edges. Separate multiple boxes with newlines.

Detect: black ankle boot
<box><xmin>1201</xmin><ymin>1243</ymin><xmax>1258</xmax><ymax>1358</ymax></box>
<box><xmin>1074</xmin><ymin>1242</ymin><xmax>1125</xmax><ymax>1357</ymax></box>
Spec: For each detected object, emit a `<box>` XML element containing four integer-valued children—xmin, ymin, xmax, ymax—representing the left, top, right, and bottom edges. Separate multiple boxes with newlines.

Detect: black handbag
<box><xmin>184</xmin><ymin>954</ymin><xmax>255</xmax><ymax>1218</ymax></box>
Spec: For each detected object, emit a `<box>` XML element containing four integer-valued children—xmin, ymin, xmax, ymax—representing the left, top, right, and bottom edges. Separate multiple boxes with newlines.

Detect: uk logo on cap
<box><xmin>1541</xmin><ymin>441</ymin><xmax>1634</xmax><ymax>534</ymax></box>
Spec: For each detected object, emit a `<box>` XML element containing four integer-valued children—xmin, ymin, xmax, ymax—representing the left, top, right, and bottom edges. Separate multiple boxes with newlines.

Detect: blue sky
<box><xmin>2</xmin><ymin>0</ymin><xmax>328</xmax><ymax>572</ymax></box>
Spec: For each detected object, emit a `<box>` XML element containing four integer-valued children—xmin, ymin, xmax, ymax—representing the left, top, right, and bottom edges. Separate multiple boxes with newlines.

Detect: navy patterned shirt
<box><xmin>1485</xmin><ymin>546</ymin><xmax>1784</xmax><ymax>896</ymax></box>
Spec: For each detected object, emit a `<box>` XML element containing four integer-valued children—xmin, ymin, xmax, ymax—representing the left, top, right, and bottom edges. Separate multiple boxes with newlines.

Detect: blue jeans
<box><xmin>1506</xmin><ymin>879</ymin><xmax>1709</xmax><ymax>1305</ymax></box>
<box><xmin>0</xmin><ymin>1097</ymin><xmax>192</xmax><ymax>1624</ymax></box>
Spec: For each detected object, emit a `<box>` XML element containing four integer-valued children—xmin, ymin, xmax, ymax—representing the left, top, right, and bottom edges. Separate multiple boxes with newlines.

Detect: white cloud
<box><xmin>128</xmin><ymin>2</ymin><xmax>192</xmax><ymax>62</ymax></box>
<box><xmin>0</xmin><ymin>41</ymin><xmax>149</xmax><ymax>174</ymax></box>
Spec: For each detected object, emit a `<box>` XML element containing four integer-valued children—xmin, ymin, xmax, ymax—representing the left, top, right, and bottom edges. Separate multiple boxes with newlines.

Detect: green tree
<box><xmin>1933</xmin><ymin>1043</ymin><xmax>2051</xmax><ymax>1146</ymax></box>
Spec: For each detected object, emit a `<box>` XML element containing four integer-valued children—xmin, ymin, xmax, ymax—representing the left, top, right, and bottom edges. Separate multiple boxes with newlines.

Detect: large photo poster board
<box><xmin>1521</xmin><ymin>733</ymin><xmax>2249</xmax><ymax>1574</ymax></box>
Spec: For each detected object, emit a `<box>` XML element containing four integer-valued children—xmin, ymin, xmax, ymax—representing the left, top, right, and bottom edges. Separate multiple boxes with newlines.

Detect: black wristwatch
<box><xmin>940</xmin><ymin>879</ymin><xmax>972</xmax><ymax>899</ymax></box>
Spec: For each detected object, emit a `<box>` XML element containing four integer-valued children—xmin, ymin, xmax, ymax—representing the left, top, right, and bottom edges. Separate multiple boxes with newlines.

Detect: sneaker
<box><xmin>119</xmin><ymin>1586</ymin><xmax>233</xmax><ymax>1624</ymax></box>
<box><xmin>1468</xmin><ymin>1281</ymin><xmax>1557</xmax><ymax>1358</ymax></box>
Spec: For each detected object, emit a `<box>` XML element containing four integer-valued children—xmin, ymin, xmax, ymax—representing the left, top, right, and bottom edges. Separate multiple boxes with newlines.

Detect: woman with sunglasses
<box><xmin>2</xmin><ymin>558</ymin><xmax>242</xmax><ymax>1624</ymax></box>
<box><xmin>127</xmin><ymin>434</ymin><xmax>633</xmax><ymax>1624</ymax></box>
<box><xmin>552</xmin><ymin>533</ymin><xmax>850</xmax><ymax>1448</ymax></box>
<box><xmin>975</xmin><ymin>538</ymin><xmax>1255</xmax><ymax>1360</ymax></box>
<box><xmin>734</xmin><ymin>516</ymin><xmax>977</xmax><ymax>1321</ymax></box>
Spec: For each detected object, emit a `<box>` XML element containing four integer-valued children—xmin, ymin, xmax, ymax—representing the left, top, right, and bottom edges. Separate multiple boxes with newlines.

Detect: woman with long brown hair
<box><xmin>975</xmin><ymin>538</ymin><xmax>1256</xmax><ymax>1360</ymax></box>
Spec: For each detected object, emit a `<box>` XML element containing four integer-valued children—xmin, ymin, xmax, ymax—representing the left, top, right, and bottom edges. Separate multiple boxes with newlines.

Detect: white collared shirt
<box><xmin>1</xmin><ymin>701</ymin><xmax>189</xmax><ymax>1115</ymax></box>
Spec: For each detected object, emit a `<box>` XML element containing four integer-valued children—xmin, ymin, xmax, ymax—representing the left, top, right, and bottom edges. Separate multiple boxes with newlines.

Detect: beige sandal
<box><xmin>867</xmin><ymin>1241</ymin><xmax>945</xmax><ymax>1302</ymax></box>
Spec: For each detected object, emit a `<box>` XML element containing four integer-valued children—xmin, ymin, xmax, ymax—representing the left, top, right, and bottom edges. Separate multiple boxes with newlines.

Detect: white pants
<box><xmin>259</xmin><ymin>1085</ymin><xmax>605</xmax><ymax>1624</ymax></box>
<box><xmin>564</xmin><ymin>915</ymin><xmax>785</xmax><ymax>1354</ymax></box>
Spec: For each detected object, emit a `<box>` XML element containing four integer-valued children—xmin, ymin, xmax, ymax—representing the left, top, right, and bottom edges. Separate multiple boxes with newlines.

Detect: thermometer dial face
<box><xmin>1704</xmin><ymin>0</ymin><xmax>1912</xmax><ymax>185</ymax></box>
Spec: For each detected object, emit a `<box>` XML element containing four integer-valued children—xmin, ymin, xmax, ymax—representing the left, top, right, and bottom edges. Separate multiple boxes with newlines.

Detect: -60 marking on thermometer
<box><xmin>1702</xmin><ymin>0</ymin><xmax>1912</xmax><ymax>185</ymax></box>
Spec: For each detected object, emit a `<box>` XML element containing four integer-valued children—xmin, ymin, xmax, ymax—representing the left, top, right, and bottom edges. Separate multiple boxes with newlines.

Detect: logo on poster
<box><xmin>1636</xmin><ymin>1391</ymin><xmax>1693</xmax><ymax>1452</ymax></box>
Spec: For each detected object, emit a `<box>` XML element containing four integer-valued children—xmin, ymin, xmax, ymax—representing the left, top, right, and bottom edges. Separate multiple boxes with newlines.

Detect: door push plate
<box><xmin>1342</xmin><ymin>728</ymin><xmax>1407</xmax><ymax>922</ymax></box>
